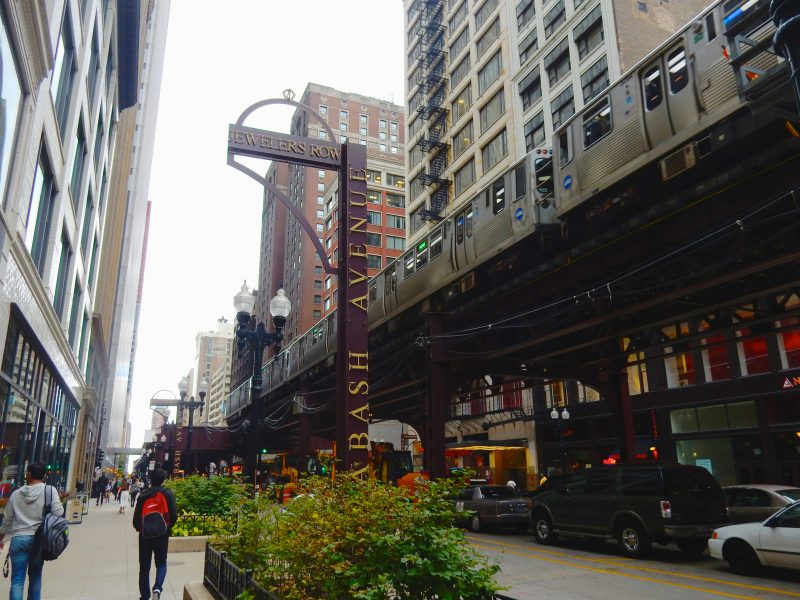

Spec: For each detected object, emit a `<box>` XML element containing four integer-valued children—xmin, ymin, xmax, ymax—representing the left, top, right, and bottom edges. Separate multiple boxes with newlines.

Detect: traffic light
<box><xmin>320</xmin><ymin>465</ymin><xmax>328</xmax><ymax>475</ymax></box>
<box><xmin>261</xmin><ymin>448</ymin><xmax>268</xmax><ymax>454</ymax></box>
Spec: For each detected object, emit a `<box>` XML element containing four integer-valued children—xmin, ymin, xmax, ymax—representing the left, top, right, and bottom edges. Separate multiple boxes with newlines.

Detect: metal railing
<box><xmin>204</xmin><ymin>544</ymin><xmax>281</xmax><ymax>600</ymax></box>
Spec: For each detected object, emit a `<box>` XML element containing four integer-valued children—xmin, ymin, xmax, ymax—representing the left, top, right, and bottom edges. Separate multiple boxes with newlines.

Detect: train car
<box><xmin>554</xmin><ymin>0</ymin><xmax>779</xmax><ymax>219</ymax></box>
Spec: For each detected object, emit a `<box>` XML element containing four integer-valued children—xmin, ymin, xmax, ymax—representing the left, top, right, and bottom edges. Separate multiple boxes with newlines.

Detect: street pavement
<box><xmin>0</xmin><ymin>498</ymin><xmax>204</xmax><ymax>600</ymax></box>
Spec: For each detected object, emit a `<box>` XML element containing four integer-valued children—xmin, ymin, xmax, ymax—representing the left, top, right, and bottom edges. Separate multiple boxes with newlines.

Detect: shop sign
<box><xmin>783</xmin><ymin>376</ymin><xmax>800</xmax><ymax>388</ymax></box>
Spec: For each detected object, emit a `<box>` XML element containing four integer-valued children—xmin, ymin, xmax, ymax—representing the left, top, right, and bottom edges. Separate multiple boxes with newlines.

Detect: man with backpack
<box><xmin>0</xmin><ymin>463</ymin><xmax>65</xmax><ymax>600</ymax></box>
<box><xmin>132</xmin><ymin>469</ymin><xmax>177</xmax><ymax>600</ymax></box>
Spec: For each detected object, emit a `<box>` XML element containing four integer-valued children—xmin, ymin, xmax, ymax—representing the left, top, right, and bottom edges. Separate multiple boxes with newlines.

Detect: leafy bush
<box><xmin>165</xmin><ymin>475</ymin><xmax>247</xmax><ymax>516</ymax></box>
<box><xmin>217</xmin><ymin>473</ymin><xmax>502</xmax><ymax>600</ymax></box>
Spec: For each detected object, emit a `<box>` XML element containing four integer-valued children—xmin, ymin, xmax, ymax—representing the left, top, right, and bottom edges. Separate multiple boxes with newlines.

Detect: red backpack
<box><xmin>140</xmin><ymin>491</ymin><xmax>169</xmax><ymax>539</ymax></box>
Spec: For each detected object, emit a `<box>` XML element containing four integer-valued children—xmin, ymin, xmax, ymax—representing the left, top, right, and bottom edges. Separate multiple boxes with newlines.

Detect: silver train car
<box><xmin>228</xmin><ymin>0</ymin><xmax>787</xmax><ymax>410</ymax></box>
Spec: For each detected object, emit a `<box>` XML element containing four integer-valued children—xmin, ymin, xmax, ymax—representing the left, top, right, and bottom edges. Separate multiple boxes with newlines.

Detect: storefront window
<box><xmin>626</xmin><ymin>351</ymin><xmax>648</xmax><ymax>396</ymax></box>
<box><xmin>736</xmin><ymin>327</ymin><xmax>770</xmax><ymax>375</ymax></box>
<box><xmin>773</xmin><ymin>430</ymin><xmax>800</xmax><ymax>461</ymax></box>
<box><xmin>701</xmin><ymin>334</ymin><xmax>731</xmax><ymax>382</ymax></box>
<box><xmin>777</xmin><ymin>318</ymin><xmax>800</xmax><ymax>369</ymax></box>
<box><xmin>727</xmin><ymin>401</ymin><xmax>757</xmax><ymax>429</ymax></box>
<box><xmin>675</xmin><ymin>437</ymin><xmax>736</xmax><ymax>486</ymax></box>
<box><xmin>670</xmin><ymin>401</ymin><xmax>756</xmax><ymax>434</ymax></box>
<box><xmin>664</xmin><ymin>348</ymin><xmax>698</xmax><ymax>388</ymax></box>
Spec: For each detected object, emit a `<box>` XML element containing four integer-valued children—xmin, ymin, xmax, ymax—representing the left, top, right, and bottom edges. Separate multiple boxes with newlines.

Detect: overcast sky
<box><xmin>128</xmin><ymin>1</ymin><xmax>406</xmax><ymax>455</ymax></box>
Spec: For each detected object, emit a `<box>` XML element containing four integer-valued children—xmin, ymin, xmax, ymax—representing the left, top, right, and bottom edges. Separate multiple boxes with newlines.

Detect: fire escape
<box><xmin>415</xmin><ymin>0</ymin><xmax>450</xmax><ymax>221</ymax></box>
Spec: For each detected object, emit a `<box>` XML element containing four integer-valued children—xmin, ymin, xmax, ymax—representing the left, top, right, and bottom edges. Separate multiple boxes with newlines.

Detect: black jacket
<box><xmin>132</xmin><ymin>485</ymin><xmax>178</xmax><ymax>534</ymax></box>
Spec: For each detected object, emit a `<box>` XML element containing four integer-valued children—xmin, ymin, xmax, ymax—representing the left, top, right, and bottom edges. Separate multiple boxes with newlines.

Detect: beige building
<box><xmin>404</xmin><ymin>0</ymin><xmax>708</xmax><ymax>247</ymax></box>
<box><xmin>189</xmin><ymin>318</ymin><xmax>234</xmax><ymax>425</ymax></box>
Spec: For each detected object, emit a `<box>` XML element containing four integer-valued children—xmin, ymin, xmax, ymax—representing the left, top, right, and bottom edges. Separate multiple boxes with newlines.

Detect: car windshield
<box><xmin>777</xmin><ymin>489</ymin><xmax>800</xmax><ymax>502</ymax></box>
<box><xmin>480</xmin><ymin>486</ymin><xmax>519</xmax><ymax>499</ymax></box>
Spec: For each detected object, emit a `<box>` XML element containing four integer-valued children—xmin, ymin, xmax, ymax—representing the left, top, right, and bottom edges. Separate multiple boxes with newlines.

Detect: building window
<box><xmin>410</xmin><ymin>206</ymin><xmax>424</xmax><ymax>234</ymax></box>
<box><xmin>360</xmin><ymin>127</ymin><xmax>367</xmax><ymax>136</ymax></box>
<box><xmin>386</xmin><ymin>214</ymin><xmax>406</xmax><ymax>229</ymax></box>
<box><xmin>453</xmin><ymin>120</ymin><xmax>474</xmax><ymax>158</ymax></box>
<box><xmin>26</xmin><ymin>147</ymin><xmax>57</xmax><ymax>275</ymax></box>
<box><xmin>360</xmin><ymin>114</ymin><xmax>367</xmax><ymax>125</ymax></box>
<box><xmin>367</xmin><ymin>211</ymin><xmax>381</xmax><ymax>225</ymax></box>
<box><xmin>68</xmin><ymin>281</ymin><xmax>82</xmax><ymax>345</ymax></box>
<box><xmin>0</xmin><ymin>13</ymin><xmax>22</xmax><ymax>205</ymax></box>
<box><xmin>379</xmin><ymin>143</ymin><xmax>387</xmax><ymax>152</ymax></box>
<box><xmin>475</xmin><ymin>0</ymin><xmax>499</xmax><ymax>30</ymax></box>
<box><xmin>379</xmin><ymin>131</ymin><xmax>387</xmax><ymax>140</ymax></box>
<box><xmin>319</xmin><ymin>105</ymin><xmax>328</xmax><ymax>117</ymax></box>
<box><xmin>340</xmin><ymin>109</ymin><xmax>348</xmax><ymax>121</ymax></box>
<box><xmin>517</xmin><ymin>0</ymin><xmax>535</xmax><ymax>32</ymax></box>
<box><xmin>544</xmin><ymin>37</ymin><xmax>570</xmax><ymax>86</ymax></box>
<box><xmin>543</xmin><ymin>0</ymin><xmax>566</xmax><ymax>38</ymax></box>
<box><xmin>340</xmin><ymin>122</ymin><xmax>347</xmax><ymax>131</ymax></box>
<box><xmin>316</xmin><ymin>223</ymin><xmax>324</xmax><ymax>233</ymax></box>
<box><xmin>367</xmin><ymin>189</ymin><xmax>381</xmax><ymax>204</ymax></box>
<box><xmin>476</xmin><ymin>18</ymin><xmax>500</xmax><ymax>59</ymax></box>
<box><xmin>53</xmin><ymin>231</ymin><xmax>72</xmax><ymax>317</ymax></box>
<box><xmin>449</xmin><ymin>26</ymin><xmax>470</xmax><ymax>63</ymax></box>
<box><xmin>454</xmin><ymin>159</ymin><xmax>475</xmax><ymax>196</ymax></box>
<box><xmin>317</xmin><ymin>183</ymin><xmax>325</xmax><ymax>192</ymax></box>
<box><xmin>452</xmin><ymin>85</ymin><xmax>473</xmax><ymax>122</ymax></box>
<box><xmin>70</xmin><ymin>122</ymin><xmax>87</xmax><ymax>202</ymax></box>
<box><xmin>315</xmin><ymin>266</ymin><xmax>323</xmax><ymax>275</ymax></box>
<box><xmin>519</xmin><ymin>67</ymin><xmax>542</xmax><ymax>111</ymax></box>
<box><xmin>581</xmin><ymin>55</ymin><xmax>609</xmax><ymax>102</ymax></box>
<box><xmin>317</xmin><ymin>196</ymin><xmax>324</xmax><ymax>205</ymax></box>
<box><xmin>52</xmin><ymin>9</ymin><xmax>77</xmax><ymax>138</ymax></box>
<box><xmin>313</xmin><ymin>310</ymin><xmax>321</xmax><ymax>319</ymax></box>
<box><xmin>318</xmin><ymin>169</ymin><xmax>325</xmax><ymax>178</ymax></box>
<box><xmin>482</xmin><ymin>128</ymin><xmax>508</xmax><ymax>172</ymax></box>
<box><xmin>367</xmin><ymin>255</ymin><xmax>382</xmax><ymax>269</ymax></box>
<box><xmin>390</xmin><ymin>146</ymin><xmax>399</xmax><ymax>154</ymax></box>
<box><xmin>380</xmin><ymin>118</ymin><xmax>387</xmax><ymax>128</ymax></box>
<box><xmin>387</xmin><ymin>173</ymin><xmax>405</xmax><ymax>189</ymax></box>
<box><xmin>316</xmin><ymin>209</ymin><xmax>324</xmax><ymax>219</ymax></box>
<box><xmin>314</xmin><ymin>280</ymin><xmax>322</xmax><ymax>289</ymax></box>
<box><xmin>574</xmin><ymin>4</ymin><xmax>603</xmax><ymax>60</ymax></box>
<box><xmin>325</xmin><ymin>277</ymin><xmax>332</xmax><ymax>289</ymax></box>
<box><xmin>479</xmin><ymin>90</ymin><xmax>505</xmax><ymax>133</ymax></box>
<box><xmin>324</xmin><ymin>297</ymin><xmax>331</xmax><ymax>310</ymax></box>
<box><xmin>448</xmin><ymin>1</ymin><xmax>468</xmax><ymax>33</ymax></box>
<box><xmin>367</xmin><ymin>169</ymin><xmax>382</xmax><ymax>184</ymax></box>
<box><xmin>519</xmin><ymin>29</ymin><xmax>538</xmax><ymax>64</ymax></box>
<box><xmin>80</xmin><ymin>191</ymin><xmax>94</xmax><ymax>256</ymax></box>
<box><xmin>451</xmin><ymin>55</ymin><xmax>471</xmax><ymax>88</ymax></box>
<box><xmin>387</xmin><ymin>193</ymin><xmax>405</xmax><ymax>208</ymax></box>
<box><xmin>390</xmin><ymin>134</ymin><xmax>398</xmax><ymax>143</ymax></box>
<box><xmin>478</xmin><ymin>51</ymin><xmax>502</xmax><ymax>95</ymax></box>
<box><xmin>319</xmin><ymin>130</ymin><xmax>327</xmax><ymax>139</ymax></box>
<box><xmin>524</xmin><ymin>111</ymin><xmax>545</xmax><ymax>151</ymax></box>
<box><xmin>87</xmin><ymin>26</ymin><xmax>101</xmax><ymax>100</ymax></box>
<box><xmin>551</xmin><ymin>84</ymin><xmax>575</xmax><ymax>129</ymax></box>
<box><xmin>391</xmin><ymin>121</ymin><xmax>398</xmax><ymax>131</ymax></box>
<box><xmin>366</xmin><ymin>232</ymin><xmax>381</xmax><ymax>246</ymax></box>
<box><xmin>314</xmin><ymin>295</ymin><xmax>322</xmax><ymax>304</ymax></box>
<box><xmin>387</xmin><ymin>235</ymin><xmax>405</xmax><ymax>250</ymax></box>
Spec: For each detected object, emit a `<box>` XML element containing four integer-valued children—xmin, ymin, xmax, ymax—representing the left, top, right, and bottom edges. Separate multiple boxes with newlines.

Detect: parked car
<box><xmin>530</xmin><ymin>464</ymin><xmax>728</xmax><ymax>558</ymax></box>
<box><xmin>722</xmin><ymin>485</ymin><xmax>800</xmax><ymax>523</ymax></box>
<box><xmin>453</xmin><ymin>485</ymin><xmax>532</xmax><ymax>533</ymax></box>
<box><xmin>709</xmin><ymin>501</ymin><xmax>800</xmax><ymax>574</ymax></box>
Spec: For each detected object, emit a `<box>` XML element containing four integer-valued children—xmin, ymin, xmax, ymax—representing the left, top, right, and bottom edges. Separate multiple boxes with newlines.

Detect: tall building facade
<box><xmin>190</xmin><ymin>318</ymin><xmax>234</xmax><ymax>425</ymax></box>
<box><xmin>0</xmin><ymin>0</ymin><xmax>167</xmax><ymax>491</ymax></box>
<box><xmin>257</xmin><ymin>83</ymin><xmax>406</xmax><ymax>343</ymax></box>
<box><xmin>404</xmin><ymin>0</ymin><xmax>707</xmax><ymax>247</ymax></box>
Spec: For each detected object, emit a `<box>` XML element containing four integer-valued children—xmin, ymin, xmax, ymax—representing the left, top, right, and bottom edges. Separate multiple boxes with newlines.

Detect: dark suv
<box><xmin>531</xmin><ymin>464</ymin><xmax>728</xmax><ymax>558</ymax></box>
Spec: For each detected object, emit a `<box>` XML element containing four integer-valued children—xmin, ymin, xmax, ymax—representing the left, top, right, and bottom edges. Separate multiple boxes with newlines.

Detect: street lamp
<box><xmin>178</xmin><ymin>376</ymin><xmax>207</xmax><ymax>475</ymax></box>
<box><xmin>551</xmin><ymin>406</ymin><xmax>570</xmax><ymax>474</ymax></box>
<box><xmin>233</xmin><ymin>282</ymin><xmax>291</xmax><ymax>484</ymax></box>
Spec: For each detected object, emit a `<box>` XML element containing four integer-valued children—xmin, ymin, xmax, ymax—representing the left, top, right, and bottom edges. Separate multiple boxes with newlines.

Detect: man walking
<box><xmin>132</xmin><ymin>469</ymin><xmax>177</xmax><ymax>600</ymax></box>
<box><xmin>0</xmin><ymin>463</ymin><xmax>65</xmax><ymax>600</ymax></box>
<box><xmin>95</xmin><ymin>473</ymin><xmax>108</xmax><ymax>506</ymax></box>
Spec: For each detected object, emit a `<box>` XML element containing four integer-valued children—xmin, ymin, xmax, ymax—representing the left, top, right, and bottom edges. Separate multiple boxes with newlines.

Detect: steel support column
<box><xmin>426</xmin><ymin>314</ymin><xmax>450</xmax><ymax>478</ymax></box>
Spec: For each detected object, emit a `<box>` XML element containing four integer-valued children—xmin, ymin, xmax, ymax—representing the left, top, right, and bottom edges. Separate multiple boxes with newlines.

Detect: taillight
<box><xmin>712</xmin><ymin>532</ymin><xmax>718</xmax><ymax>539</ymax></box>
<box><xmin>660</xmin><ymin>500</ymin><xmax>672</xmax><ymax>519</ymax></box>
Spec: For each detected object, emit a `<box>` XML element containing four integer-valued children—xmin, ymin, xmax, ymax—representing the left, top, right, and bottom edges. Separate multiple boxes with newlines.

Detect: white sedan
<box><xmin>709</xmin><ymin>501</ymin><xmax>800</xmax><ymax>574</ymax></box>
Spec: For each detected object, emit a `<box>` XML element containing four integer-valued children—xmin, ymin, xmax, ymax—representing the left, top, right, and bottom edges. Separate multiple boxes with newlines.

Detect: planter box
<box><xmin>169</xmin><ymin>535</ymin><xmax>209</xmax><ymax>553</ymax></box>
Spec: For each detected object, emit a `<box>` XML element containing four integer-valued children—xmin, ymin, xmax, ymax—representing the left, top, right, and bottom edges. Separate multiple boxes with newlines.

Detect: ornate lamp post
<box><xmin>233</xmin><ymin>282</ymin><xmax>291</xmax><ymax>484</ymax></box>
<box><xmin>551</xmin><ymin>406</ymin><xmax>570</xmax><ymax>474</ymax></box>
<box><xmin>178</xmin><ymin>376</ymin><xmax>207</xmax><ymax>475</ymax></box>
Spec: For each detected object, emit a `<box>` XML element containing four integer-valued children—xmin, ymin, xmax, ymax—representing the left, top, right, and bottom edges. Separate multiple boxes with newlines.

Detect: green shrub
<box><xmin>165</xmin><ymin>475</ymin><xmax>247</xmax><ymax>515</ymax></box>
<box><xmin>217</xmin><ymin>473</ymin><xmax>502</xmax><ymax>600</ymax></box>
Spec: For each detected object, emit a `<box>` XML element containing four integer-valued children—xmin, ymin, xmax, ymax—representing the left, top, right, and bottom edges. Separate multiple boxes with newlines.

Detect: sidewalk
<box><xmin>0</xmin><ymin>498</ymin><xmax>205</xmax><ymax>600</ymax></box>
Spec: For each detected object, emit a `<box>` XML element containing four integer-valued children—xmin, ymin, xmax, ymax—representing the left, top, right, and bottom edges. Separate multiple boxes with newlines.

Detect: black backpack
<box><xmin>35</xmin><ymin>486</ymin><xmax>69</xmax><ymax>561</ymax></box>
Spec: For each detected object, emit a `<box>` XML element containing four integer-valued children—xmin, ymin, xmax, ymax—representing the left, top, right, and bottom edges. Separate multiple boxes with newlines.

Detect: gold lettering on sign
<box><xmin>245</xmin><ymin>132</ymin><xmax>258</xmax><ymax>145</ymax></box>
<box><xmin>348</xmin><ymin>433</ymin><xmax>369</xmax><ymax>450</ymax></box>
<box><xmin>348</xmin><ymin>380</ymin><xmax>369</xmax><ymax>395</ymax></box>
<box><xmin>348</xmin><ymin>190</ymin><xmax>367</xmax><ymax>207</ymax></box>
<box><xmin>349</xmin><ymin>294</ymin><xmax>369</xmax><ymax>312</ymax></box>
<box><xmin>348</xmin><ymin>268</ymin><xmax>368</xmax><ymax>286</ymax></box>
<box><xmin>351</xmin><ymin>465</ymin><xmax>370</xmax><ymax>480</ymax></box>
<box><xmin>349</xmin><ymin>403</ymin><xmax>370</xmax><ymax>421</ymax></box>
<box><xmin>348</xmin><ymin>352</ymin><xmax>369</xmax><ymax>371</ymax></box>
<box><xmin>348</xmin><ymin>243</ymin><xmax>367</xmax><ymax>258</ymax></box>
<box><xmin>349</xmin><ymin>216</ymin><xmax>368</xmax><ymax>234</ymax></box>
<box><xmin>349</xmin><ymin>168</ymin><xmax>367</xmax><ymax>181</ymax></box>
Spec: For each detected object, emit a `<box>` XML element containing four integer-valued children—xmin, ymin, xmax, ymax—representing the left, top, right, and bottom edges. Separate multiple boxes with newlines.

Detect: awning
<box><xmin>445</xmin><ymin>439</ymin><xmax>528</xmax><ymax>451</ymax></box>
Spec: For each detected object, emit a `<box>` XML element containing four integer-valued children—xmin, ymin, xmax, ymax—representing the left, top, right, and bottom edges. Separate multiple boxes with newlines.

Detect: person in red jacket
<box><xmin>132</xmin><ymin>469</ymin><xmax>177</xmax><ymax>600</ymax></box>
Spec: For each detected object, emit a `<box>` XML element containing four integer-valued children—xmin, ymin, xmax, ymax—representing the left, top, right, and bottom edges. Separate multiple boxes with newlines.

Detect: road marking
<box><xmin>467</xmin><ymin>537</ymin><xmax>800</xmax><ymax>598</ymax></box>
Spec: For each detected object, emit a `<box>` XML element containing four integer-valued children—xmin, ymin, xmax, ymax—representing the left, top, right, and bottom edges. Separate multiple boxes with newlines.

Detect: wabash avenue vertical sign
<box><xmin>336</xmin><ymin>144</ymin><xmax>370</xmax><ymax>477</ymax></box>
<box><xmin>228</xmin><ymin>122</ymin><xmax>369</xmax><ymax>477</ymax></box>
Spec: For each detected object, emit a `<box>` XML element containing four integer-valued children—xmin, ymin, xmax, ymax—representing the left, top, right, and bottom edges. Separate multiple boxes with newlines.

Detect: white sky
<box><xmin>128</xmin><ymin>0</ymin><xmax>406</xmax><ymax>454</ymax></box>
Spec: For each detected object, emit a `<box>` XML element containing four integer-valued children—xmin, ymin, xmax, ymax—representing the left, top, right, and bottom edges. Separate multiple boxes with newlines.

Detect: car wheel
<box><xmin>469</xmin><ymin>514</ymin><xmax>481</xmax><ymax>532</ymax></box>
<box><xmin>533</xmin><ymin>513</ymin><xmax>558</xmax><ymax>545</ymax></box>
<box><xmin>618</xmin><ymin>521</ymin><xmax>651</xmax><ymax>558</ymax></box>
<box><xmin>724</xmin><ymin>540</ymin><xmax>761</xmax><ymax>575</ymax></box>
<box><xmin>676</xmin><ymin>540</ymin><xmax>708</xmax><ymax>556</ymax></box>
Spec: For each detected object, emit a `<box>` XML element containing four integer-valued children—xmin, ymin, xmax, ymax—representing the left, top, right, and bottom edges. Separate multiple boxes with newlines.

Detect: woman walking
<box><xmin>118</xmin><ymin>480</ymin><xmax>130</xmax><ymax>514</ymax></box>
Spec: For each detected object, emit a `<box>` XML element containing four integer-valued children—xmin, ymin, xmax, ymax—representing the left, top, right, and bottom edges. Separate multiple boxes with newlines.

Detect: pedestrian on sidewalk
<box><xmin>0</xmin><ymin>463</ymin><xmax>65</xmax><ymax>600</ymax></box>
<box><xmin>130</xmin><ymin>478</ymin><xmax>143</xmax><ymax>508</ymax></box>
<box><xmin>133</xmin><ymin>468</ymin><xmax>177</xmax><ymax>600</ymax></box>
<box><xmin>118</xmin><ymin>480</ymin><xmax>130</xmax><ymax>514</ymax></box>
<box><xmin>95</xmin><ymin>473</ymin><xmax>108</xmax><ymax>506</ymax></box>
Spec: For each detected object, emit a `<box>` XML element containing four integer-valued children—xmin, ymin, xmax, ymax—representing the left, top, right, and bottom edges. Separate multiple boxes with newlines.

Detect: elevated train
<box><xmin>225</xmin><ymin>0</ymin><xmax>796</xmax><ymax>419</ymax></box>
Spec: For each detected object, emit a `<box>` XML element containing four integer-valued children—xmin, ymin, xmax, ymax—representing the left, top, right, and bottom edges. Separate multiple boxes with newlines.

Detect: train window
<box><xmin>492</xmin><ymin>180</ymin><xmax>506</xmax><ymax>214</ymax></box>
<box><xmin>368</xmin><ymin>282</ymin><xmax>377</xmax><ymax>304</ymax></box>
<box><xmin>582</xmin><ymin>97</ymin><xmax>612</xmax><ymax>149</ymax></box>
<box><xmin>534</xmin><ymin>156</ymin><xmax>554</xmax><ymax>195</ymax></box>
<box><xmin>514</xmin><ymin>165</ymin><xmax>526</xmax><ymax>202</ymax></box>
<box><xmin>404</xmin><ymin>252</ymin><xmax>415</xmax><ymax>278</ymax></box>
<box><xmin>390</xmin><ymin>267</ymin><xmax>397</xmax><ymax>292</ymax></box>
<box><xmin>642</xmin><ymin>66</ymin><xmax>663</xmax><ymax>111</ymax></box>
<box><xmin>430</xmin><ymin>228</ymin><xmax>443</xmax><ymax>258</ymax></box>
<box><xmin>705</xmin><ymin>13</ymin><xmax>717</xmax><ymax>42</ymax></box>
<box><xmin>456</xmin><ymin>214</ymin><xmax>465</xmax><ymax>244</ymax></box>
<box><xmin>415</xmin><ymin>240</ymin><xmax>429</xmax><ymax>270</ymax></box>
<box><xmin>667</xmin><ymin>47</ymin><xmax>688</xmax><ymax>94</ymax></box>
<box><xmin>466</xmin><ymin>207</ymin><xmax>474</xmax><ymax>237</ymax></box>
<box><xmin>558</xmin><ymin>130</ymin><xmax>572</xmax><ymax>167</ymax></box>
<box><xmin>384</xmin><ymin>270</ymin><xmax>392</xmax><ymax>295</ymax></box>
